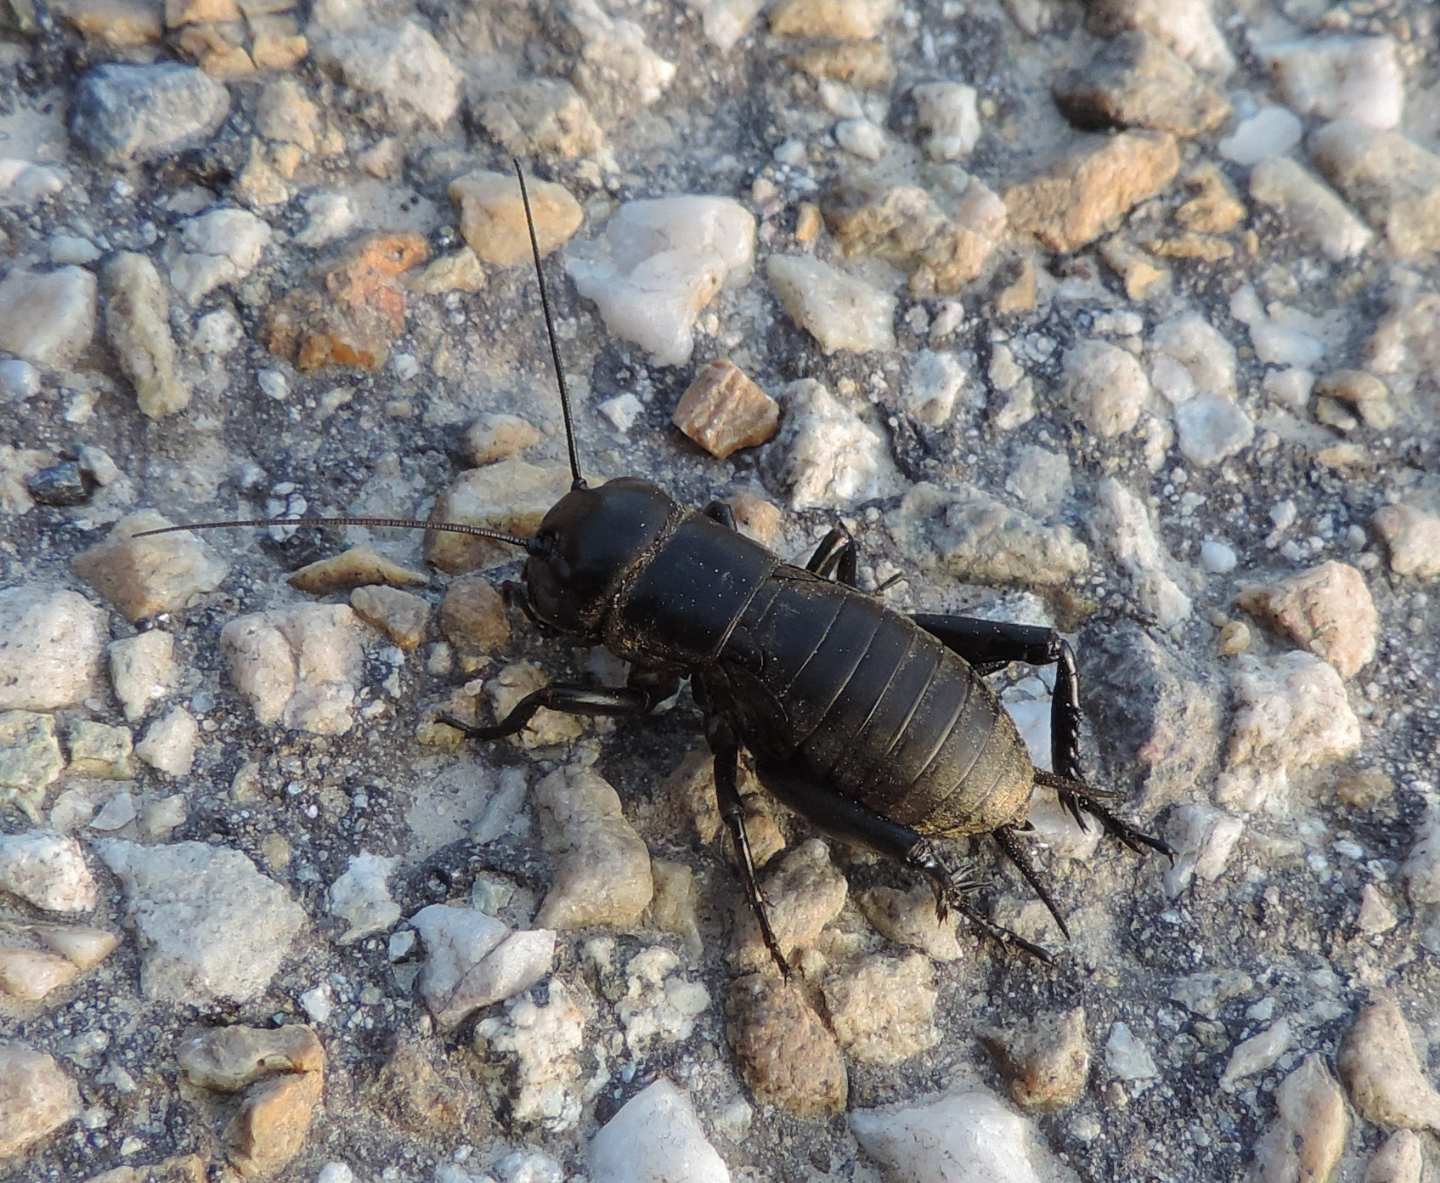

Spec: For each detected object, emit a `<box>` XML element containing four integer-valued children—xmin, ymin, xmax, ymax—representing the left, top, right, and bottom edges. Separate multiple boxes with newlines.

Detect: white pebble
<box><xmin>834</xmin><ymin>118</ymin><xmax>885</xmax><ymax>160</ymax></box>
<box><xmin>599</xmin><ymin>392</ymin><xmax>643</xmax><ymax>433</ymax></box>
<box><xmin>257</xmin><ymin>368</ymin><xmax>289</xmax><ymax>401</ymax></box>
<box><xmin>1200</xmin><ymin>540</ymin><xmax>1237</xmax><ymax>573</ymax></box>
<box><xmin>1218</xmin><ymin>105</ymin><xmax>1303</xmax><ymax>165</ymax></box>
<box><xmin>588</xmin><ymin>1079</ymin><xmax>731</xmax><ymax>1183</ymax></box>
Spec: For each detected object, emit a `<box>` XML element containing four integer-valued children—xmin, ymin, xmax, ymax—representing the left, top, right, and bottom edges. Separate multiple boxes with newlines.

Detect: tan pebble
<box><xmin>224</xmin><ymin>1068</ymin><xmax>323</xmax><ymax>1178</ymax></box>
<box><xmin>407</xmin><ymin>247</ymin><xmax>486</xmax><ymax>295</ymax></box>
<box><xmin>350</xmin><ymin>585</ymin><xmax>429</xmax><ymax>650</ymax></box>
<box><xmin>1236</xmin><ymin>561</ymin><xmax>1377</xmax><ymax>678</ymax></box>
<box><xmin>449</xmin><ymin>169</ymin><xmax>582</xmax><ymax>267</ymax></box>
<box><xmin>857</xmin><ymin>882</ymin><xmax>961</xmax><ymax>961</ymax></box>
<box><xmin>1365</xmin><ymin>1129</ymin><xmax>1424</xmax><ymax>1183</ymax></box>
<box><xmin>460</xmin><ymin>413</ymin><xmax>543</xmax><ymax>466</ymax></box>
<box><xmin>786</xmin><ymin>41</ymin><xmax>893</xmax><ymax>88</ymax></box>
<box><xmin>822</xmin><ymin>952</ymin><xmax>938</xmax><ymax>1065</ymax></box>
<box><xmin>1338</xmin><ymin>994</ymin><xmax>1440</xmax><ymax>1131</ymax></box>
<box><xmin>673</xmin><ymin>359</ymin><xmax>780</xmax><ymax>459</ymax></box>
<box><xmin>1334</xmin><ymin>765</ymin><xmax>1394</xmax><ymax>808</ymax></box>
<box><xmin>1099</xmin><ymin>238</ymin><xmax>1169</xmax><ymax>300</ymax></box>
<box><xmin>728</xmin><ymin>492</ymin><xmax>784</xmax><ymax>549</ymax></box>
<box><xmin>728</xmin><ymin>839</ymin><xmax>846</xmax><ymax>974</ymax></box>
<box><xmin>1176</xmin><ymin>163</ymin><xmax>1245</xmax><ymax>234</ymax></box>
<box><xmin>1217</xmin><ymin>619</ymin><xmax>1250</xmax><ymax>656</ymax></box>
<box><xmin>288</xmin><ymin>546</ymin><xmax>429</xmax><ymax>594</ymax></box>
<box><xmin>1372</xmin><ymin>503</ymin><xmax>1440</xmax><ymax>579</ymax></box>
<box><xmin>981</xmin><ymin>1007</ymin><xmax>1090</xmax><ymax>1110</ymax></box>
<box><xmin>73</xmin><ymin>509</ymin><xmax>229</xmax><ymax>622</ymax></box>
<box><xmin>0</xmin><ymin>1043</ymin><xmax>80</xmax><ymax>1159</ymax></box>
<box><xmin>165</xmin><ymin>0</ymin><xmax>239</xmax><ymax>26</ymax></box>
<box><xmin>794</xmin><ymin>201</ymin><xmax>823</xmax><ymax>245</ymax></box>
<box><xmin>1005</xmin><ymin>131</ymin><xmax>1180</xmax><ymax>253</ymax></box>
<box><xmin>646</xmin><ymin>858</ymin><xmax>702</xmax><ymax>956</ymax></box>
<box><xmin>260</xmin><ymin>832</ymin><xmax>291</xmax><ymax>871</ymax></box>
<box><xmin>1253</xmin><ymin>1054</ymin><xmax>1347</xmax><ymax>1183</ymax></box>
<box><xmin>725</xmin><ymin>972</ymin><xmax>847</xmax><ymax>1116</ymax></box>
<box><xmin>994</xmin><ymin>256</ymin><xmax>1037</xmax><ymax>315</ymax></box>
<box><xmin>425</xmin><ymin>461</ymin><xmax>570</xmax><ymax>573</ymax></box>
<box><xmin>81</xmin><ymin>1152</ymin><xmax>207</xmax><ymax>1182</ymax></box>
<box><xmin>50</xmin><ymin>0</ymin><xmax>163</xmax><ymax>47</ymax></box>
<box><xmin>0</xmin><ymin>946</ymin><xmax>82</xmax><ymax>1002</ymax></box>
<box><xmin>440</xmin><ymin>574</ymin><xmax>511</xmax><ymax>656</ymax></box>
<box><xmin>367</xmin><ymin>1040</ymin><xmax>469</xmax><ymax>1132</ymax></box>
<box><xmin>178</xmin><ymin>1024</ymin><xmax>325</xmax><ymax>1091</ymax></box>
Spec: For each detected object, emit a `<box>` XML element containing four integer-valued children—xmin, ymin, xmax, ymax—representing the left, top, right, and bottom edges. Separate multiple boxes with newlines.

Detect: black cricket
<box><xmin>143</xmin><ymin>162</ymin><xmax>1172</xmax><ymax>973</ymax></box>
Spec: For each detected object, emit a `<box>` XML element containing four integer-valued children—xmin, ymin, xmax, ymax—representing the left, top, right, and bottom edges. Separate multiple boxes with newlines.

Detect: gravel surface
<box><xmin>2</xmin><ymin>1</ymin><xmax>1439</xmax><ymax>1181</ymax></box>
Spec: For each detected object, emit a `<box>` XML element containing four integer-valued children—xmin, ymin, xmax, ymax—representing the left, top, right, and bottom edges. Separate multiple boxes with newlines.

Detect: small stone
<box><xmin>1097</xmin><ymin>477</ymin><xmax>1195</xmax><ymax>633</ymax></box>
<box><xmin>1161</xmin><ymin>804</ymin><xmax>1243</xmax><ymax>896</ymax></box>
<box><xmin>823</xmin><ymin>952</ymin><xmax>938</xmax><ymax>1064</ymax></box>
<box><xmin>1365</xmin><ymin>1130</ymin><xmax>1424</xmax><ymax>1183</ymax></box>
<box><xmin>1372</xmin><ymin>503</ymin><xmax>1440</xmax><ymax>579</ymax></box>
<box><xmin>1249</xmin><ymin>158</ymin><xmax>1373</xmax><ymax>262</ymax></box>
<box><xmin>1099</xmin><ymin>238</ymin><xmax>1169</xmax><ymax>300</ymax></box>
<box><xmin>1104</xmin><ymin>1022</ymin><xmax>1158</xmax><ymax>1087</ymax></box>
<box><xmin>368</xmin><ymin>1040</ymin><xmax>468</xmax><ymax>1133</ymax></box>
<box><xmin>90</xmin><ymin>790</ymin><xmax>138</xmax><ymax>832</ymax></box>
<box><xmin>406</xmin><ymin>247</ymin><xmax>486</xmax><ymax>296</ymax></box>
<box><xmin>0</xmin><ymin>712</ymin><xmax>65</xmax><ymax>821</ymax></box>
<box><xmin>850</xmin><ymin>1087</ymin><xmax>1055</xmax><ymax>1183</ymax></box>
<box><xmin>97</xmin><ymin>839</ymin><xmax>307</xmax><ymax>1003</ymax></box>
<box><xmin>1253</xmin><ymin>1055</ymin><xmax>1347</xmax><ymax>1183</ymax></box>
<box><xmin>314</xmin><ymin>20</ymin><xmax>460</xmax><ymax>128</ymax></box>
<box><xmin>1152</xmin><ymin>317</ymin><xmax>1236</xmax><ymax>402</ymax></box>
<box><xmin>109</xmin><ymin>631</ymin><xmax>176</xmax><ymax>722</ymax></box>
<box><xmin>1062</xmin><ymin>340</ymin><xmax>1148</xmax><ymax>437</ymax></box>
<box><xmin>1309</xmin><ymin>121</ymin><xmax>1440</xmax><ymax>261</ymax></box>
<box><xmin>894</xmin><ymin>483</ymin><xmax>1089</xmax><ymax>587</ymax></box>
<box><xmin>1053</xmin><ymin>31</ymin><xmax>1229</xmax><ymax>136</ymax></box>
<box><xmin>1086</xmin><ymin>0</ymin><xmax>1234</xmax><ymax>74</ymax></box>
<box><xmin>451</xmin><ymin>169</ymin><xmax>582</xmax><ymax>267</ymax></box>
<box><xmin>534</xmin><ymin>766</ymin><xmax>652</xmax><ymax>929</ymax></box>
<box><xmin>1338</xmin><ymin>995</ymin><xmax>1440</xmax><ymax>1132</ymax></box>
<box><xmin>560</xmin><ymin>0</ymin><xmax>676</xmax><ymax>113</ymax></box>
<box><xmin>769</xmin><ymin>0</ymin><xmax>893</xmax><ymax>39</ymax></box>
<box><xmin>0</xmin><ymin>359</ymin><xmax>40</xmax><ymax>402</ymax></box>
<box><xmin>0</xmin><ymin>1044</ymin><xmax>80</xmax><ymax>1159</ymax></box>
<box><xmin>460</xmin><ymin>414</ymin><xmax>543</xmax><ymax>467</ymax></box>
<box><xmin>473</xmin><ymin>978</ymin><xmax>590</xmax><ymax>1131</ymax></box>
<box><xmin>410</xmin><ymin>904</ymin><xmax>555</xmax><ymax>1029</ymax></box>
<box><xmin>568</xmin><ymin>196</ymin><xmax>755</xmax><ymax>367</ymax></box>
<box><xmin>69</xmin><ymin>63</ymin><xmax>230</xmax><ymax>163</ymax></box>
<box><xmin>726</xmin><ymin>972</ymin><xmax>847</xmax><ymax>1117</ymax></box>
<box><xmin>0</xmin><ymin>830</ymin><xmax>97</xmax><ymax>912</ymax></box>
<box><xmin>599</xmin><ymin>393</ymin><xmax>642</xmax><ymax>432</ymax></box>
<box><xmin>1263</xmin><ymin>36</ymin><xmax>1403</xmax><ymax>130</ymax></box>
<box><xmin>1237</xmin><ymin>561</ymin><xmax>1378</xmax><ymax>678</ymax></box>
<box><xmin>50</xmin><ymin>0</ymin><xmax>164</xmax><ymax>47</ymax></box>
<box><xmin>1200</xmin><ymin>540</ymin><xmax>1237</xmax><ymax>574</ymax></box>
<box><xmin>225</xmin><ymin>1068</ymin><xmax>324</xmax><ymax>1179</ymax></box>
<box><xmin>0</xmin><ymin>921</ymin><xmax>119</xmax><ymax>1003</ymax></box>
<box><xmin>350</xmin><ymin>585</ymin><xmax>429</xmax><ymax>650</ymax></box>
<box><xmin>903</xmin><ymin>349</ymin><xmax>969</xmax><ymax>427</ymax></box>
<box><xmin>288</xmin><ymin>547</ymin><xmax>429</xmax><ymax>595</ymax></box>
<box><xmin>672</xmin><ymin>359</ymin><xmax>780</xmax><ymax>459</ymax></box>
<box><xmin>426</xmin><ymin>461</ymin><xmax>571</xmax><ymax>573</ymax></box>
<box><xmin>728</xmin><ymin>492</ymin><xmax>784</xmax><ymax>550</ymax></box>
<box><xmin>255</xmin><ymin>77</ymin><xmax>318</xmax><ymax>150</ymax></box>
<box><xmin>1357</xmin><ymin>884</ymin><xmax>1397</xmax><ymax>935</ymax></box>
<box><xmin>1005</xmin><ymin>131</ymin><xmax>1180</xmax><ymax>253</ymax></box>
<box><xmin>1226</xmin><ymin>652</ymin><xmax>1361</xmax><ymax>775</ymax></box>
<box><xmin>472</xmin><ymin>77</ymin><xmax>605</xmax><ymax>160</ymax></box>
<box><xmin>221</xmin><ymin>604</ymin><xmax>365</xmax><ymax>735</ymax></box>
<box><xmin>327</xmin><ymin>853</ymin><xmax>400</xmax><ymax>944</ymax></box>
<box><xmin>857</xmin><ymin>882</ymin><xmax>962</xmax><ymax>961</ymax></box>
<box><xmin>266</xmin><ymin>231</ymin><xmax>426</xmax><ymax>371</ymax></box>
<box><xmin>1404</xmin><ymin>811</ymin><xmax>1440</xmax><ymax>909</ymax></box>
<box><xmin>645</xmin><ymin>859</ymin><xmax>702</xmax><ymax>956</ymax></box>
<box><xmin>25</xmin><ymin>461</ymin><xmax>90</xmax><ymax>507</ymax></box>
<box><xmin>763</xmin><ymin>379</ymin><xmax>903</xmax><ymax>510</ymax></box>
<box><xmin>1219</xmin><ymin>1018</ymin><xmax>1293</xmax><ymax>1090</ymax></box>
<box><xmin>835</xmin><ymin>117</ymin><xmax>885</xmax><ymax>160</ymax></box>
<box><xmin>178</xmin><ymin>1025</ymin><xmax>324</xmax><ymax>1091</ymax></box>
<box><xmin>1175</xmin><ymin>394</ymin><xmax>1254</xmax><ymax>468</ymax></box>
<box><xmin>0</xmin><ymin>586</ymin><xmax>106</xmax><ymax>714</ymax></box>
<box><xmin>788</xmin><ymin>41</ymin><xmax>893</xmax><ymax>89</ymax></box>
<box><xmin>0</xmin><ymin>266</ymin><xmax>97</xmax><ymax>368</ymax></box>
<box><xmin>72</xmin><ymin>510</ymin><xmax>229</xmax><ymax>622</ymax></box>
<box><xmin>66</xmin><ymin>720</ymin><xmax>134</xmax><ymax>779</ymax></box>
<box><xmin>103</xmin><ymin>252</ymin><xmax>187</xmax><ymax>419</ymax></box>
<box><xmin>165</xmin><ymin>207</ymin><xmax>272</xmax><ymax>305</ymax></box>
<box><xmin>440</xmin><ymin>575</ymin><xmax>511</xmax><ymax>660</ymax></box>
<box><xmin>588</xmin><ymin>1079</ymin><xmax>731</xmax><ymax>1183</ymax></box>
<box><xmin>135</xmin><ymin>707</ymin><xmax>198</xmax><ymax>777</ymax></box>
<box><xmin>913</xmin><ymin>81</ymin><xmax>980</xmax><ymax>160</ymax></box>
<box><xmin>767</xmin><ymin>256</ymin><xmax>896</xmax><ymax>353</ymax></box>
<box><xmin>729</xmin><ymin>839</ymin><xmax>846</xmax><ymax>973</ymax></box>
<box><xmin>981</xmin><ymin>1008</ymin><xmax>1089</xmax><ymax>1111</ymax></box>
<box><xmin>615</xmin><ymin>946</ymin><xmax>710</xmax><ymax>1052</ymax></box>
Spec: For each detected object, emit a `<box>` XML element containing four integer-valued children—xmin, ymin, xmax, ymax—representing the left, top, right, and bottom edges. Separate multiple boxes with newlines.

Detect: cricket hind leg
<box><xmin>753</xmin><ymin>757</ymin><xmax>1053</xmax><ymax>963</ymax></box>
<box><xmin>911</xmin><ymin>615</ymin><xmax>1170</xmax><ymax>859</ymax></box>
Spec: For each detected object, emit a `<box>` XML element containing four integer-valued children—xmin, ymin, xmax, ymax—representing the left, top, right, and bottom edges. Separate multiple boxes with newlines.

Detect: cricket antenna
<box><xmin>513</xmin><ymin>158</ymin><xmax>585</xmax><ymax>491</ymax></box>
<box><xmin>132</xmin><ymin>515</ymin><xmax>539</xmax><ymax>552</ymax></box>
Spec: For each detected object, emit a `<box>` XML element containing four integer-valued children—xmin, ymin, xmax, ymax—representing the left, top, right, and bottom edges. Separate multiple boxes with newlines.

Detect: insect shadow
<box><xmin>140</xmin><ymin>160</ymin><xmax>1173</xmax><ymax>976</ymax></box>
